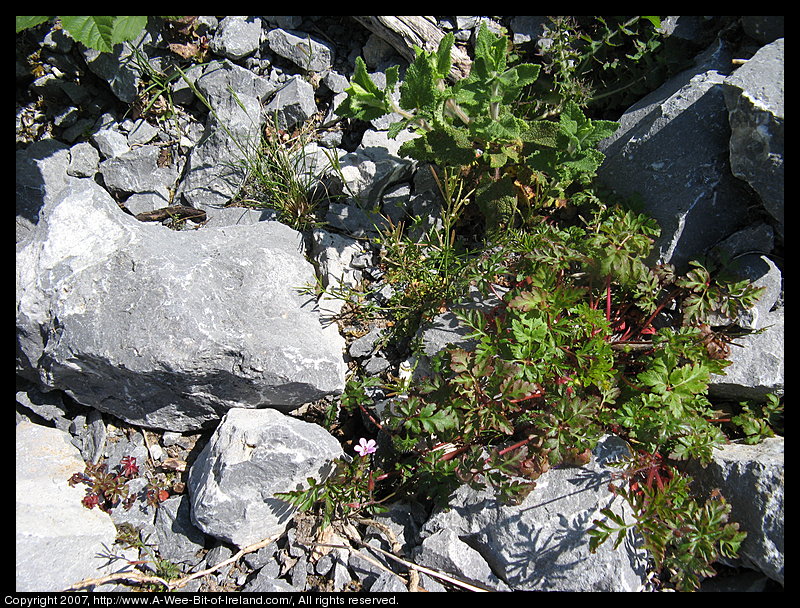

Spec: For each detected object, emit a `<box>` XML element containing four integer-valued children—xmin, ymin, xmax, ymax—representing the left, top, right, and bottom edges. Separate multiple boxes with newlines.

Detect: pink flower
<box><xmin>354</xmin><ymin>438</ymin><xmax>377</xmax><ymax>457</ymax></box>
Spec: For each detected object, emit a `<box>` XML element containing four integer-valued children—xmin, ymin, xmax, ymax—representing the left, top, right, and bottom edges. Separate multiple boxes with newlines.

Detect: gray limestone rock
<box><xmin>188</xmin><ymin>408</ymin><xmax>344</xmax><ymax>547</ymax></box>
<box><xmin>67</xmin><ymin>141</ymin><xmax>100</xmax><ymax>177</ymax></box>
<box><xmin>310</xmin><ymin>228</ymin><xmax>365</xmax><ymax>291</ymax></box>
<box><xmin>264</xmin><ymin>76</ymin><xmax>318</xmax><ymax>131</ymax></box>
<box><xmin>336</xmin><ymin>129</ymin><xmax>418</xmax><ymax>209</ymax></box>
<box><xmin>741</xmin><ymin>17</ymin><xmax>784</xmax><ymax>45</ymax></box>
<box><xmin>419</xmin><ymin>435</ymin><xmax>648</xmax><ymax>591</ymax></box>
<box><xmin>413</xmin><ymin>528</ymin><xmax>510</xmax><ymax>590</ymax></box>
<box><xmin>154</xmin><ymin>495</ymin><xmax>207</xmax><ymax>566</ymax></box>
<box><xmin>265</xmin><ymin>28</ymin><xmax>334</xmax><ymax>72</ymax></box>
<box><xmin>722</xmin><ymin>38</ymin><xmax>784</xmax><ymax>237</ymax></box>
<box><xmin>709</xmin><ymin>308</ymin><xmax>784</xmax><ymax>400</ymax></box>
<box><xmin>91</xmin><ymin>128</ymin><xmax>130</xmax><ymax>159</ymax></box>
<box><xmin>210</xmin><ymin>16</ymin><xmax>263</xmax><ymax>60</ymax></box>
<box><xmin>99</xmin><ymin>144</ymin><xmax>179</xmax><ymax>194</ymax></box>
<box><xmin>178</xmin><ymin>60</ymin><xmax>274</xmax><ymax>209</ymax></box>
<box><xmin>16</xmin><ymin>139</ymin><xmax>82</xmax><ymax>244</ymax></box>
<box><xmin>16</xmin><ymin>179</ymin><xmax>346</xmax><ymax>432</ymax></box>
<box><xmin>597</xmin><ymin>40</ymin><xmax>754</xmax><ymax>270</ymax></box>
<box><xmin>16</xmin><ymin>421</ymin><xmax>119</xmax><ymax>591</ymax></box>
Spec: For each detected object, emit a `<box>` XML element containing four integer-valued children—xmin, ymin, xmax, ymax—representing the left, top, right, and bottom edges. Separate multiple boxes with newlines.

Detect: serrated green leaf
<box><xmin>637</xmin><ymin>358</ymin><xmax>669</xmax><ymax>394</ymax></box>
<box><xmin>507</xmin><ymin>289</ymin><xmax>545</xmax><ymax>312</ymax></box>
<box><xmin>420</xmin><ymin>404</ymin><xmax>458</xmax><ymax>434</ymax></box>
<box><xmin>59</xmin><ymin>16</ymin><xmax>115</xmax><ymax>52</ymax></box>
<box><xmin>435</xmin><ymin>32</ymin><xmax>454</xmax><ymax>78</ymax></box>
<box><xmin>400</xmin><ymin>52</ymin><xmax>438</xmax><ymax>110</ymax></box>
<box><xmin>499</xmin><ymin>377</ymin><xmax>542</xmax><ymax>401</ymax></box>
<box><xmin>449</xmin><ymin>348</ymin><xmax>472</xmax><ymax>374</ymax></box>
<box><xmin>16</xmin><ymin>16</ymin><xmax>52</xmax><ymax>33</ymax></box>
<box><xmin>583</xmin><ymin>119</ymin><xmax>619</xmax><ymax>145</ymax></box>
<box><xmin>510</xmin><ymin>63</ymin><xmax>540</xmax><ymax>87</ymax></box>
<box><xmin>387</xmin><ymin>119</ymin><xmax>407</xmax><ymax>140</ymax></box>
<box><xmin>559</xmin><ymin>100</ymin><xmax>582</xmax><ymax>135</ymax></box>
<box><xmin>336</xmin><ymin>57</ymin><xmax>393</xmax><ymax>121</ymax></box>
<box><xmin>473</xmin><ymin>23</ymin><xmax>507</xmax><ymax>75</ymax></box>
<box><xmin>110</xmin><ymin>15</ymin><xmax>147</xmax><ymax>46</ymax></box>
<box><xmin>613</xmin><ymin>529</ymin><xmax>628</xmax><ymax>549</ymax></box>
<box><xmin>351</xmin><ymin>56</ymin><xmax>382</xmax><ymax>96</ymax></box>
<box><xmin>476</xmin><ymin>113</ymin><xmax>522</xmax><ymax>141</ymax></box>
<box><xmin>668</xmin><ymin>363</ymin><xmax>709</xmax><ymax>395</ymax></box>
<box><xmin>564</xmin><ymin>148</ymin><xmax>605</xmax><ymax>173</ymax></box>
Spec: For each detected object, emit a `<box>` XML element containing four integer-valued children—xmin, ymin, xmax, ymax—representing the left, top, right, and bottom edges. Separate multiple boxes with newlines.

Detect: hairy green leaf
<box><xmin>336</xmin><ymin>57</ymin><xmax>394</xmax><ymax>121</ymax></box>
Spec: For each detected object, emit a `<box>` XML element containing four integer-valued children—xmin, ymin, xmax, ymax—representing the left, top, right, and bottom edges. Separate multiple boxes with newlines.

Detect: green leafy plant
<box><xmin>336</xmin><ymin>23</ymin><xmax>619</xmax><ymax>237</ymax></box>
<box><xmin>589</xmin><ymin>471</ymin><xmax>746</xmax><ymax>591</ymax></box>
<box><xmin>113</xmin><ymin>524</ymin><xmax>182</xmax><ymax>589</ymax></box>
<box><xmin>732</xmin><ymin>393</ymin><xmax>784</xmax><ymax>445</ymax></box>
<box><xmin>284</xmin><ymin>191</ymin><xmax>765</xmax><ymax>587</ymax></box>
<box><xmin>278</xmin><ymin>21</ymin><xmax>770</xmax><ymax>591</ymax></box>
<box><xmin>530</xmin><ymin>16</ymin><xmax>673</xmax><ymax>116</ymax></box>
<box><xmin>275</xmin><ymin>437</ymin><xmax>387</xmax><ymax>529</ymax></box>
<box><xmin>16</xmin><ymin>16</ymin><xmax>150</xmax><ymax>53</ymax></box>
<box><xmin>675</xmin><ymin>259</ymin><xmax>766</xmax><ymax>324</ymax></box>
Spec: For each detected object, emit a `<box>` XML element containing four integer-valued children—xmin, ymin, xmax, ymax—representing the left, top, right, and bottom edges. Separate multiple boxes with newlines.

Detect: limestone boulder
<box><xmin>16</xmin><ymin>421</ymin><xmax>119</xmax><ymax>591</ymax></box>
<box><xmin>187</xmin><ymin>408</ymin><xmax>344</xmax><ymax>547</ymax></box>
<box><xmin>16</xmin><ymin>179</ymin><xmax>346</xmax><ymax>432</ymax></box>
<box><xmin>418</xmin><ymin>435</ymin><xmax>649</xmax><ymax>591</ymax></box>
<box><xmin>597</xmin><ymin>40</ymin><xmax>755</xmax><ymax>270</ymax></box>
<box><xmin>722</xmin><ymin>38</ymin><xmax>784</xmax><ymax>237</ymax></box>
<box><xmin>177</xmin><ymin>60</ymin><xmax>275</xmax><ymax>209</ymax></box>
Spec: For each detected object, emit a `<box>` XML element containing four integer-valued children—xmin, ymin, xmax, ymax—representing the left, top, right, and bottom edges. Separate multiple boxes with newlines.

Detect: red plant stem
<box><xmin>628</xmin><ymin>286</ymin><xmax>683</xmax><ymax>340</ymax></box>
<box><xmin>605</xmin><ymin>274</ymin><xmax>612</xmax><ymax>322</ymax></box>
<box><xmin>619</xmin><ymin>374</ymin><xmax>645</xmax><ymax>392</ymax></box>
<box><xmin>358</xmin><ymin>402</ymin><xmax>385</xmax><ymax>432</ymax></box>
<box><xmin>496</xmin><ymin>436</ymin><xmax>535</xmax><ymax>457</ymax></box>
<box><xmin>507</xmin><ymin>392</ymin><xmax>543</xmax><ymax>404</ymax></box>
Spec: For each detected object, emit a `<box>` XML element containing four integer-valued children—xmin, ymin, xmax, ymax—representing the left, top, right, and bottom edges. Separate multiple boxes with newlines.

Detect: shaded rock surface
<box><xmin>597</xmin><ymin>40</ymin><xmax>755</xmax><ymax>270</ymax></box>
<box><xmin>418</xmin><ymin>435</ymin><xmax>649</xmax><ymax>591</ymax></box>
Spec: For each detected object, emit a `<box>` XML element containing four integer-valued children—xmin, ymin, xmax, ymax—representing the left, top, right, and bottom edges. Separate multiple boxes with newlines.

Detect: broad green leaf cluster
<box><xmin>16</xmin><ymin>16</ymin><xmax>149</xmax><ymax>53</ymax></box>
<box><xmin>335</xmin><ymin>23</ymin><xmax>620</xmax><ymax>236</ymax></box>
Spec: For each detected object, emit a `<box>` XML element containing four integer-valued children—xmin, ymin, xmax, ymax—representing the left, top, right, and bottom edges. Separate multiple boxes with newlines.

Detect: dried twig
<box><xmin>328</xmin><ymin>532</ymin><xmax>493</xmax><ymax>592</ymax></box>
<box><xmin>62</xmin><ymin>534</ymin><xmax>281</xmax><ymax>592</ymax></box>
<box><xmin>355</xmin><ymin>517</ymin><xmax>420</xmax><ymax>592</ymax></box>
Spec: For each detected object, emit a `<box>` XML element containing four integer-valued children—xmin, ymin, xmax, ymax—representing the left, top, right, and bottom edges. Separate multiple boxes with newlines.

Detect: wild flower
<box><xmin>354</xmin><ymin>438</ymin><xmax>377</xmax><ymax>457</ymax></box>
